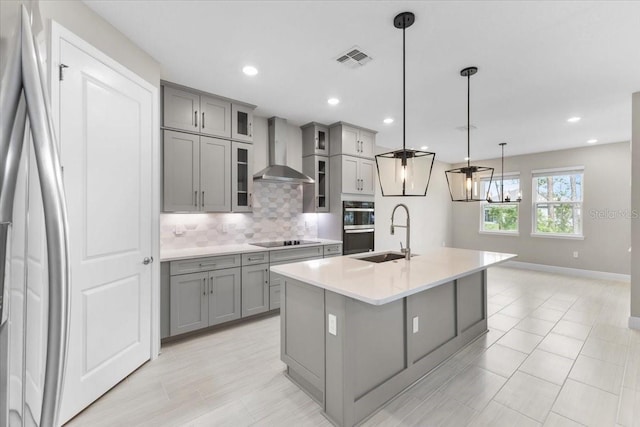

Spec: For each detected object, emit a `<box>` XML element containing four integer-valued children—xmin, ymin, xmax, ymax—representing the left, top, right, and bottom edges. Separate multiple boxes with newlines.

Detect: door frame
<box><xmin>48</xmin><ymin>22</ymin><xmax>161</xmax><ymax>359</ymax></box>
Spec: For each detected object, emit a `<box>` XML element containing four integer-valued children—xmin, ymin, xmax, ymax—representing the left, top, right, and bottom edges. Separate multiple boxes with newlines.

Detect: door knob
<box><xmin>143</xmin><ymin>257</ymin><xmax>154</xmax><ymax>265</ymax></box>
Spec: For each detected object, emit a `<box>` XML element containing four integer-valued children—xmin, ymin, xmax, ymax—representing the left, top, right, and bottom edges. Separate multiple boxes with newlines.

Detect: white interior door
<box><xmin>57</xmin><ymin>37</ymin><xmax>154</xmax><ymax>423</ymax></box>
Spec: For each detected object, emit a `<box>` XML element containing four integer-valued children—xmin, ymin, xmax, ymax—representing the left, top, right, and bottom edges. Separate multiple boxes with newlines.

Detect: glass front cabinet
<box><xmin>232</xmin><ymin>141</ymin><xmax>254</xmax><ymax>212</ymax></box>
<box><xmin>302</xmin><ymin>155</ymin><xmax>329</xmax><ymax>213</ymax></box>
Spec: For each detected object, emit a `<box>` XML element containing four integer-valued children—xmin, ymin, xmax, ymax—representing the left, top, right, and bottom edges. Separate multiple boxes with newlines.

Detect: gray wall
<box><xmin>632</xmin><ymin>93</ymin><xmax>640</xmax><ymax>319</ymax></box>
<box><xmin>452</xmin><ymin>142</ymin><xmax>631</xmax><ymax>275</ymax></box>
<box><xmin>375</xmin><ymin>158</ymin><xmax>453</xmax><ymax>255</ymax></box>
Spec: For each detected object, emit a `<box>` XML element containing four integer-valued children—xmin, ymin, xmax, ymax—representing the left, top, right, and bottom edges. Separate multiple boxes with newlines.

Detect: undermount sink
<box><xmin>358</xmin><ymin>252</ymin><xmax>407</xmax><ymax>263</ymax></box>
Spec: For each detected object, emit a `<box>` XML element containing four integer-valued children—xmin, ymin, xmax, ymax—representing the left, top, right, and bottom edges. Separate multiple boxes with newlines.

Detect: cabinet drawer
<box><xmin>269</xmin><ymin>285</ymin><xmax>281</xmax><ymax>310</ymax></box>
<box><xmin>170</xmin><ymin>254</ymin><xmax>241</xmax><ymax>275</ymax></box>
<box><xmin>242</xmin><ymin>251</ymin><xmax>269</xmax><ymax>266</ymax></box>
<box><xmin>323</xmin><ymin>244</ymin><xmax>342</xmax><ymax>257</ymax></box>
<box><xmin>269</xmin><ymin>246</ymin><xmax>323</xmax><ymax>263</ymax></box>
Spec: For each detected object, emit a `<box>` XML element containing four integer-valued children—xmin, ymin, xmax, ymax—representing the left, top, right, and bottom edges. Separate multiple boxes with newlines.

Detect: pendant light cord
<box><xmin>467</xmin><ymin>73</ymin><xmax>471</xmax><ymax>169</ymax></box>
<box><xmin>501</xmin><ymin>143</ymin><xmax>505</xmax><ymax>201</ymax></box>
<box><xmin>402</xmin><ymin>21</ymin><xmax>407</xmax><ymax>194</ymax></box>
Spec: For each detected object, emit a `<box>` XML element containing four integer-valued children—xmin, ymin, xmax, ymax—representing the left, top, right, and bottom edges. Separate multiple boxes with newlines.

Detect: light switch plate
<box><xmin>328</xmin><ymin>314</ymin><xmax>337</xmax><ymax>336</ymax></box>
<box><xmin>412</xmin><ymin>316</ymin><xmax>419</xmax><ymax>333</ymax></box>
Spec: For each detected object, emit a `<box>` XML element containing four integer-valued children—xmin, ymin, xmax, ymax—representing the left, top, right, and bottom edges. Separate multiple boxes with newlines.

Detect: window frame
<box><xmin>478</xmin><ymin>172</ymin><xmax>521</xmax><ymax>235</ymax></box>
<box><xmin>531</xmin><ymin>167</ymin><xmax>585</xmax><ymax>239</ymax></box>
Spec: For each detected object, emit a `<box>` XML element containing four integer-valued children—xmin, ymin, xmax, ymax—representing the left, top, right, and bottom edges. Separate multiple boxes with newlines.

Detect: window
<box><xmin>532</xmin><ymin>168</ymin><xmax>584</xmax><ymax>237</ymax></box>
<box><xmin>480</xmin><ymin>174</ymin><xmax>520</xmax><ymax>234</ymax></box>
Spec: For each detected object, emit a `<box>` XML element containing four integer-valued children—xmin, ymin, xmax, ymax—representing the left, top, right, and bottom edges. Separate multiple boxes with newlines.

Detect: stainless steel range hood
<box><xmin>253</xmin><ymin>117</ymin><xmax>315</xmax><ymax>184</ymax></box>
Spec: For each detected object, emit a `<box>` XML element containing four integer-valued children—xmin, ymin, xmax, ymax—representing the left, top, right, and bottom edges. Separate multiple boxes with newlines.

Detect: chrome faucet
<box><xmin>391</xmin><ymin>203</ymin><xmax>411</xmax><ymax>260</ymax></box>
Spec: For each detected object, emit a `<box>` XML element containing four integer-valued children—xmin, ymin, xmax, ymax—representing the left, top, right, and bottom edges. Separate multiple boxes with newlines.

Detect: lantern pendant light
<box><xmin>487</xmin><ymin>142</ymin><xmax>522</xmax><ymax>203</ymax></box>
<box><xmin>375</xmin><ymin>12</ymin><xmax>436</xmax><ymax>197</ymax></box>
<box><xmin>445</xmin><ymin>67</ymin><xmax>494</xmax><ymax>202</ymax></box>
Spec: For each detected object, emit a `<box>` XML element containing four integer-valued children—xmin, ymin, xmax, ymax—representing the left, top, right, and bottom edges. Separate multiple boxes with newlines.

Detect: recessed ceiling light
<box><xmin>327</xmin><ymin>98</ymin><xmax>340</xmax><ymax>106</ymax></box>
<box><xmin>242</xmin><ymin>65</ymin><xmax>258</xmax><ymax>76</ymax></box>
<box><xmin>383</xmin><ymin>117</ymin><xmax>394</xmax><ymax>124</ymax></box>
<box><xmin>587</xmin><ymin>139</ymin><xmax>598</xmax><ymax>144</ymax></box>
<box><xmin>420</xmin><ymin>145</ymin><xmax>428</xmax><ymax>150</ymax></box>
<box><xmin>567</xmin><ymin>116</ymin><xmax>581</xmax><ymax>123</ymax></box>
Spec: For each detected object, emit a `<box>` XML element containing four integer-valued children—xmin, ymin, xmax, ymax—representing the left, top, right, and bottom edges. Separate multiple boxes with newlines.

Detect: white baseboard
<box><xmin>503</xmin><ymin>261</ymin><xmax>631</xmax><ymax>282</ymax></box>
<box><xmin>630</xmin><ymin>316</ymin><xmax>640</xmax><ymax>330</ymax></box>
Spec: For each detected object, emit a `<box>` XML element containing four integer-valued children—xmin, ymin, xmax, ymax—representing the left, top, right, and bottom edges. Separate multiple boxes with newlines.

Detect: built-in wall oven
<box><xmin>343</xmin><ymin>201</ymin><xmax>375</xmax><ymax>255</ymax></box>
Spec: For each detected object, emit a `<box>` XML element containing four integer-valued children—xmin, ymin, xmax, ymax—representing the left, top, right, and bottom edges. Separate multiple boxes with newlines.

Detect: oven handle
<box><xmin>344</xmin><ymin>208</ymin><xmax>374</xmax><ymax>212</ymax></box>
<box><xmin>344</xmin><ymin>228</ymin><xmax>375</xmax><ymax>234</ymax></box>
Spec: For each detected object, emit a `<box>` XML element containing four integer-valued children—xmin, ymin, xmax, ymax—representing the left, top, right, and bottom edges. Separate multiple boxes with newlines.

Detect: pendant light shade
<box><xmin>487</xmin><ymin>142</ymin><xmax>522</xmax><ymax>203</ymax></box>
<box><xmin>376</xmin><ymin>12</ymin><xmax>436</xmax><ymax>197</ymax></box>
<box><xmin>445</xmin><ymin>67</ymin><xmax>494</xmax><ymax>202</ymax></box>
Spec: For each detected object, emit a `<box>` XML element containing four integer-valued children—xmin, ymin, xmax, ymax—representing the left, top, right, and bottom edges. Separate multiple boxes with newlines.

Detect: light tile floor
<box><xmin>65</xmin><ymin>267</ymin><xmax>640</xmax><ymax>427</ymax></box>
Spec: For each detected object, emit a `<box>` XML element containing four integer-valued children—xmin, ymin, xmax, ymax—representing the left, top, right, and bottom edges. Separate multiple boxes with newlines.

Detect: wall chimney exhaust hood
<box><xmin>253</xmin><ymin>117</ymin><xmax>315</xmax><ymax>184</ymax></box>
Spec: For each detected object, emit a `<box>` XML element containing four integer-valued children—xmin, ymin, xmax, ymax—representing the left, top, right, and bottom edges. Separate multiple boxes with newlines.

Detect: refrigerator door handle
<box><xmin>21</xmin><ymin>6</ymin><xmax>71</xmax><ymax>427</ymax></box>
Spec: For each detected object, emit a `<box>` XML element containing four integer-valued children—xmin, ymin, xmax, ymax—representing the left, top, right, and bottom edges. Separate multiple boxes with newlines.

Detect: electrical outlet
<box><xmin>328</xmin><ymin>314</ymin><xmax>337</xmax><ymax>336</ymax></box>
<box><xmin>412</xmin><ymin>316</ymin><xmax>419</xmax><ymax>333</ymax></box>
<box><xmin>573</xmin><ymin>251</ymin><xmax>579</xmax><ymax>258</ymax></box>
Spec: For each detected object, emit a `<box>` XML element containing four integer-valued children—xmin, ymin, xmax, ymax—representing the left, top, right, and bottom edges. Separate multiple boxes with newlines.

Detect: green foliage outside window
<box><xmin>483</xmin><ymin>205</ymin><xmax>518</xmax><ymax>231</ymax></box>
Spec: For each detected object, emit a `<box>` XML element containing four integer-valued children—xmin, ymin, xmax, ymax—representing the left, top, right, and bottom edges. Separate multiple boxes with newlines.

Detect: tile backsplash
<box><xmin>160</xmin><ymin>182</ymin><xmax>318</xmax><ymax>249</ymax></box>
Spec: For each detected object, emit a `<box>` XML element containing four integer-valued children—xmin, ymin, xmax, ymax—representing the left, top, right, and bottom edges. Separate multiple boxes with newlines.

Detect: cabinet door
<box><xmin>163</xmin><ymin>130</ymin><xmax>199</xmax><ymax>211</ymax></box>
<box><xmin>163</xmin><ymin>86</ymin><xmax>200</xmax><ymax>132</ymax></box>
<box><xmin>269</xmin><ymin>271</ymin><xmax>283</xmax><ymax>310</ymax></box>
<box><xmin>241</xmin><ymin>264</ymin><xmax>270</xmax><ymax>317</ymax></box>
<box><xmin>359</xmin><ymin>158</ymin><xmax>376</xmax><ymax>195</ymax></box>
<box><xmin>200</xmin><ymin>95</ymin><xmax>231</xmax><ymax>138</ymax></box>
<box><xmin>208</xmin><ymin>268</ymin><xmax>241</xmax><ymax>326</ymax></box>
<box><xmin>170</xmin><ymin>272</ymin><xmax>208</xmax><ymax>335</ymax></box>
<box><xmin>232</xmin><ymin>142</ymin><xmax>254</xmax><ymax>212</ymax></box>
<box><xmin>231</xmin><ymin>104</ymin><xmax>254</xmax><ymax>142</ymax></box>
<box><xmin>200</xmin><ymin>136</ymin><xmax>231</xmax><ymax>212</ymax></box>
<box><xmin>359</xmin><ymin>129</ymin><xmax>375</xmax><ymax>159</ymax></box>
<box><xmin>341</xmin><ymin>125</ymin><xmax>360</xmax><ymax>156</ymax></box>
<box><xmin>342</xmin><ymin>156</ymin><xmax>360</xmax><ymax>194</ymax></box>
<box><xmin>316</xmin><ymin>157</ymin><xmax>329</xmax><ymax>212</ymax></box>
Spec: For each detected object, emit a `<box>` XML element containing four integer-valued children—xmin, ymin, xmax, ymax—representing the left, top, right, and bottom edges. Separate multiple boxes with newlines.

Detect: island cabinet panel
<box><xmin>458</xmin><ymin>271</ymin><xmax>485</xmax><ymax>332</ymax></box>
<box><xmin>408</xmin><ymin>281</ymin><xmax>457</xmax><ymax>364</ymax></box>
<box><xmin>352</xmin><ymin>299</ymin><xmax>405</xmax><ymax>400</ymax></box>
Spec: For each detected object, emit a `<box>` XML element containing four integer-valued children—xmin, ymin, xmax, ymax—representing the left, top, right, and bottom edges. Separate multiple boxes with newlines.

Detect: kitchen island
<box><xmin>270</xmin><ymin>247</ymin><xmax>516</xmax><ymax>427</ymax></box>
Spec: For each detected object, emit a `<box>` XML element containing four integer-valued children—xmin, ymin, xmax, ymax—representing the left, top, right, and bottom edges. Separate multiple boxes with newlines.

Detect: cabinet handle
<box><xmin>195</xmin><ymin>110</ymin><xmax>198</xmax><ymax>128</ymax></box>
<box><xmin>199</xmin><ymin>263</ymin><xmax>217</xmax><ymax>267</ymax></box>
<box><xmin>315</xmin><ymin>137</ymin><xmax>318</xmax><ymax>149</ymax></box>
<box><xmin>355</xmin><ymin>140</ymin><xmax>359</xmax><ymax>153</ymax></box>
<box><xmin>316</xmin><ymin>195</ymin><xmax>319</xmax><ymax>208</ymax></box>
<box><xmin>249</xmin><ymin>193</ymin><xmax>252</xmax><ymax>207</ymax></box>
<box><xmin>202</xmin><ymin>112</ymin><xmax>205</xmax><ymax>128</ymax></box>
<box><xmin>249</xmin><ymin>122</ymin><xmax>252</xmax><ymax>137</ymax></box>
<box><xmin>202</xmin><ymin>278</ymin><xmax>206</xmax><ymax>296</ymax></box>
<box><xmin>194</xmin><ymin>190</ymin><xmax>198</xmax><ymax>207</ymax></box>
<box><xmin>210</xmin><ymin>277</ymin><xmax>213</xmax><ymax>294</ymax></box>
<box><xmin>202</xmin><ymin>191</ymin><xmax>205</xmax><ymax>207</ymax></box>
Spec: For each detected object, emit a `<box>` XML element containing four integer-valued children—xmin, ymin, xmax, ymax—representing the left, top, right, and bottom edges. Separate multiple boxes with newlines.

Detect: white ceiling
<box><xmin>84</xmin><ymin>0</ymin><xmax>640</xmax><ymax>163</ymax></box>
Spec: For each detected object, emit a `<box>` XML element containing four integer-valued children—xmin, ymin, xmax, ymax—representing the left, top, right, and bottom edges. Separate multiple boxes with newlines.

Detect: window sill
<box><xmin>530</xmin><ymin>233</ymin><xmax>584</xmax><ymax>240</ymax></box>
<box><xmin>479</xmin><ymin>231</ymin><xmax>519</xmax><ymax>237</ymax></box>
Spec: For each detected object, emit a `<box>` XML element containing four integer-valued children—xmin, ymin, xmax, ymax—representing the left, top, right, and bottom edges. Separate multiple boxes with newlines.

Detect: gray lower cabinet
<box><xmin>169</xmin><ymin>267</ymin><xmax>240</xmax><ymax>336</ymax></box>
<box><xmin>241</xmin><ymin>263</ymin><xmax>270</xmax><ymax>317</ymax></box>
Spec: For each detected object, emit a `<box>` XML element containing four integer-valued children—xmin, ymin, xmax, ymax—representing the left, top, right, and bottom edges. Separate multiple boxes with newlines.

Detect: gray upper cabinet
<box><xmin>329</xmin><ymin>123</ymin><xmax>376</xmax><ymax>159</ymax></box>
<box><xmin>232</xmin><ymin>141</ymin><xmax>254</xmax><ymax>212</ymax></box>
<box><xmin>163</xmin><ymin>86</ymin><xmax>200</xmax><ymax>133</ymax></box>
<box><xmin>163</xmin><ymin>130</ymin><xmax>200</xmax><ymax>211</ymax></box>
<box><xmin>163</xmin><ymin>130</ymin><xmax>231</xmax><ymax>212</ymax></box>
<box><xmin>209</xmin><ymin>268</ymin><xmax>241</xmax><ymax>326</ymax></box>
<box><xmin>303</xmin><ymin>155</ymin><xmax>329</xmax><ymax>213</ymax></box>
<box><xmin>334</xmin><ymin>155</ymin><xmax>376</xmax><ymax>196</ymax></box>
<box><xmin>200</xmin><ymin>95</ymin><xmax>232</xmax><ymax>138</ymax></box>
<box><xmin>232</xmin><ymin>104</ymin><xmax>254</xmax><ymax>142</ymax></box>
<box><xmin>200</xmin><ymin>136</ymin><xmax>231</xmax><ymax>212</ymax></box>
<box><xmin>241</xmin><ymin>263</ymin><xmax>270</xmax><ymax>317</ymax></box>
<box><xmin>301</xmin><ymin>122</ymin><xmax>329</xmax><ymax>157</ymax></box>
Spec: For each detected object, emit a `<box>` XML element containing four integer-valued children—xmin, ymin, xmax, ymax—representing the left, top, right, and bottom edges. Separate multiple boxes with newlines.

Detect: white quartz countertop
<box><xmin>270</xmin><ymin>247</ymin><xmax>516</xmax><ymax>305</ymax></box>
<box><xmin>160</xmin><ymin>239</ymin><xmax>343</xmax><ymax>262</ymax></box>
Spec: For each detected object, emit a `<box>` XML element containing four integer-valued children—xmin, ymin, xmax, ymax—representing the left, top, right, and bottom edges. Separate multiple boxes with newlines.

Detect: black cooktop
<box><xmin>251</xmin><ymin>240</ymin><xmax>319</xmax><ymax>248</ymax></box>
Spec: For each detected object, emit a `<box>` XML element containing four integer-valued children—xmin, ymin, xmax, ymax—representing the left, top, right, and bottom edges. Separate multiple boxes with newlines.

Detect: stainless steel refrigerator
<box><xmin>1</xmin><ymin>2</ymin><xmax>70</xmax><ymax>426</ymax></box>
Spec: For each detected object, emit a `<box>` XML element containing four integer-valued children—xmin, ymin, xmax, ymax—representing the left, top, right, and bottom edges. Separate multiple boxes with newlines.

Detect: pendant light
<box><xmin>445</xmin><ymin>67</ymin><xmax>494</xmax><ymax>202</ymax></box>
<box><xmin>487</xmin><ymin>142</ymin><xmax>522</xmax><ymax>203</ymax></box>
<box><xmin>375</xmin><ymin>12</ymin><xmax>436</xmax><ymax>197</ymax></box>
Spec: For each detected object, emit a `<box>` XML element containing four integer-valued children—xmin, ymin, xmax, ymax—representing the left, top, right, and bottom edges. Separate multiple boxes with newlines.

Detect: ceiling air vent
<box><xmin>336</xmin><ymin>46</ymin><xmax>372</xmax><ymax>68</ymax></box>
